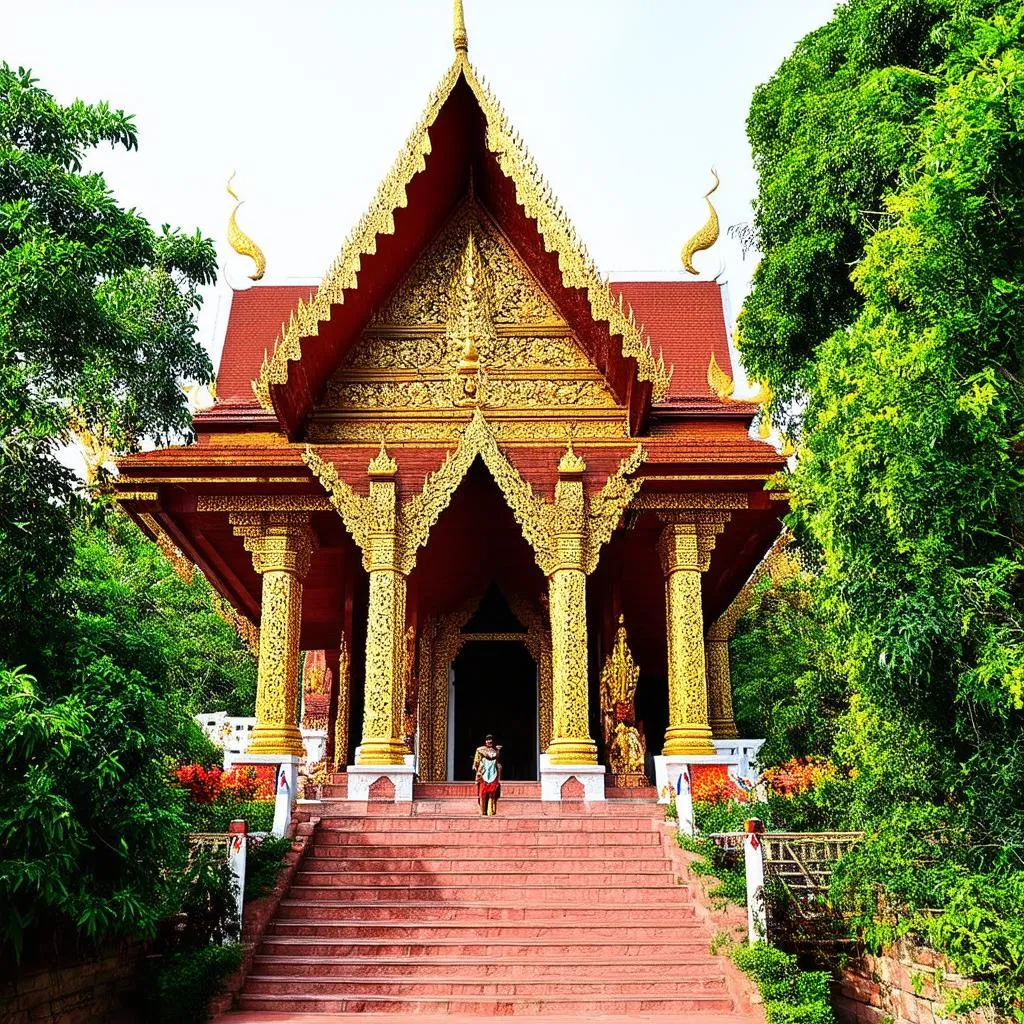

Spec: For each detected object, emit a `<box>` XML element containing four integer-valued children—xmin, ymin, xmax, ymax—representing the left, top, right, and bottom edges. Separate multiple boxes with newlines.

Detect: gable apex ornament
<box><xmin>453</xmin><ymin>0</ymin><xmax>469</xmax><ymax>55</ymax></box>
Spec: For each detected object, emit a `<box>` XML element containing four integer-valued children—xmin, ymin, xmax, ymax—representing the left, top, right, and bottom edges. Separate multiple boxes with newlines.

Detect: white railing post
<box><xmin>744</xmin><ymin>817</ymin><xmax>766</xmax><ymax>943</ymax></box>
<box><xmin>227</xmin><ymin>819</ymin><xmax>247</xmax><ymax>941</ymax></box>
<box><xmin>675</xmin><ymin>765</ymin><xmax>695</xmax><ymax>835</ymax></box>
<box><xmin>272</xmin><ymin>761</ymin><xmax>296</xmax><ymax>836</ymax></box>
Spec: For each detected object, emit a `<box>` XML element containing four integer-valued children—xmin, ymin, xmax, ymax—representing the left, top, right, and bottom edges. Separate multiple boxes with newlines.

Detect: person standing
<box><xmin>473</xmin><ymin>734</ymin><xmax>501</xmax><ymax>816</ymax></box>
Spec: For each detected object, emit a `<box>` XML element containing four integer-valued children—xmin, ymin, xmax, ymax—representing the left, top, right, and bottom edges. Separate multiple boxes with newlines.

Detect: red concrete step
<box><xmin>414</xmin><ymin>782</ymin><xmax>542</xmax><ymax>798</ymax></box>
<box><xmin>316</xmin><ymin>816</ymin><xmax>660</xmax><ymax>832</ymax></box>
<box><xmin>271</xmin><ymin>901</ymin><xmax>697</xmax><ymax>923</ymax></box>
<box><xmin>250</xmin><ymin>955</ymin><xmax>720</xmax><ymax>978</ymax></box>
<box><xmin>293</xmin><ymin>867</ymin><xmax>674</xmax><ymax>886</ymax></box>
<box><xmin>285</xmin><ymin>883</ymin><xmax>692</xmax><ymax>904</ymax></box>
<box><xmin>244</xmin><ymin>975</ymin><xmax>730</xmax><ymax>997</ymax></box>
<box><xmin>313</xmin><ymin>829</ymin><xmax>662</xmax><ymax>847</ymax></box>
<box><xmin>237</xmin><ymin>992</ymin><xmax>740</xmax><ymax>1015</ymax></box>
<box><xmin>265</xmin><ymin>920</ymin><xmax>704</xmax><ymax>943</ymax></box>
<box><xmin>302</xmin><ymin>849</ymin><xmax>669</xmax><ymax>870</ymax></box>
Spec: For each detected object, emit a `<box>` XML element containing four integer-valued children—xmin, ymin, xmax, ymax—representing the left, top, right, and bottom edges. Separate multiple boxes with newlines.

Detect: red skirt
<box><xmin>477</xmin><ymin>777</ymin><xmax>500</xmax><ymax>799</ymax></box>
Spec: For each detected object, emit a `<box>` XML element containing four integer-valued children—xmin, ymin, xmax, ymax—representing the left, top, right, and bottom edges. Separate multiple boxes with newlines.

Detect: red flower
<box><xmin>174</xmin><ymin>763</ymin><xmax>223</xmax><ymax>804</ymax></box>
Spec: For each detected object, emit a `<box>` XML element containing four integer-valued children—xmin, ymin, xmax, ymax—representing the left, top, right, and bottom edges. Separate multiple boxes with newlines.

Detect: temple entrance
<box><xmin>450</xmin><ymin>640</ymin><xmax>538</xmax><ymax>781</ymax></box>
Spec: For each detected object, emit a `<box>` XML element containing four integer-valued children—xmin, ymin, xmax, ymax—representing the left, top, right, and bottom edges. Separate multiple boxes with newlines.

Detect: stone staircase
<box><xmin>233</xmin><ymin>782</ymin><xmax>759</xmax><ymax>1019</ymax></box>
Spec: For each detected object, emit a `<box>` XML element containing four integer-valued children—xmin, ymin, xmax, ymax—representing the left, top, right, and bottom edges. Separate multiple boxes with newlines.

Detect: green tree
<box><xmin>737</xmin><ymin>1</ymin><xmax>1024</xmax><ymax>1009</ymax></box>
<box><xmin>0</xmin><ymin>65</ymin><xmax>238</xmax><ymax>965</ymax></box>
<box><xmin>0</xmin><ymin>62</ymin><xmax>216</xmax><ymax>665</ymax></box>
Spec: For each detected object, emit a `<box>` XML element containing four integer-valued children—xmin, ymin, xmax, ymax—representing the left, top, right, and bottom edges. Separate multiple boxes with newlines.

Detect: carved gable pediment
<box><xmin>307</xmin><ymin>204</ymin><xmax>628</xmax><ymax>444</ymax></box>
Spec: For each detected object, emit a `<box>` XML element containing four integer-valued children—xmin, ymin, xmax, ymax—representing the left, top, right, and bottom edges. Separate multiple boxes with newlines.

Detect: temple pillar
<box><xmin>656</xmin><ymin>518</ymin><xmax>724</xmax><ymax>757</ymax></box>
<box><xmin>231</xmin><ymin>513</ymin><xmax>316</xmax><ymax>757</ymax></box>
<box><xmin>544</xmin><ymin>443</ymin><xmax>600</xmax><ymax>788</ymax></box>
<box><xmin>706</xmin><ymin>622</ymin><xmax>739</xmax><ymax>739</ymax></box>
<box><xmin>355</xmin><ymin>445</ymin><xmax>410</xmax><ymax>767</ymax></box>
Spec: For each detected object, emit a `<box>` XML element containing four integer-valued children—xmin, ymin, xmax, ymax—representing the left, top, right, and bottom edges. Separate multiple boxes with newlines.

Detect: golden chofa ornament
<box><xmin>226</xmin><ymin>171</ymin><xmax>267</xmax><ymax>281</ymax></box>
<box><xmin>681</xmin><ymin>169</ymin><xmax>720</xmax><ymax>275</ymax></box>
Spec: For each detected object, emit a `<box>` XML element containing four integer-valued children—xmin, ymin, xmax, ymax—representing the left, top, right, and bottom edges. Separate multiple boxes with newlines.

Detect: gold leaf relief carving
<box><xmin>305</xmin><ymin>418</ymin><xmax>630</xmax><ymax>444</ymax></box>
<box><xmin>372</xmin><ymin>203</ymin><xmax>560</xmax><ymax>328</ymax></box>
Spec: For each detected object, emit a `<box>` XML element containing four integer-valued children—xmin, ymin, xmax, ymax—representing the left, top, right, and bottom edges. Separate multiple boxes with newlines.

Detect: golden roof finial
<box><xmin>226</xmin><ymin>172</ymin><xmax>266</xmax><ymax>281</ymax></box>
<box><xmin>453</xmin><ymin>0</ymin><xmax>469</xmax><ymax>55</ymax></box>
<box><xmin>681</xmin><ymin>168</ymin><xmax>720</xmax><ymax>275</ymax></box>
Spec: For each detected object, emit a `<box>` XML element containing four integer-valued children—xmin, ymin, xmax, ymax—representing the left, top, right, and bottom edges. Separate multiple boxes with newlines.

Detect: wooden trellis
<box><xmin>761</xmin><ymin>831</ymin><xmax>862</xmax><ymax>945</ymax></box>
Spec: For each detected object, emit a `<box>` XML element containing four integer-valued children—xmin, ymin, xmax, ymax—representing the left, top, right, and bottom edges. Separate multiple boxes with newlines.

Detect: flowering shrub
<box><xmin>220</xmin><ymin>766</ymin><xmax>273</xmax><ymax>802</ymax></box>
<box><xmin>175</xmin><ymin>764</ymin><xmax>223</xmax><ymax>804</ymax></box>
<box><xmin>762</xmin><ymin>756</ymin><xmax>840</xmax><ymax>796</ymax></box>
<box><xmin>692</xmin><ymin>768</ymin><xmax>747</xmax><ymax>805</ymax></box>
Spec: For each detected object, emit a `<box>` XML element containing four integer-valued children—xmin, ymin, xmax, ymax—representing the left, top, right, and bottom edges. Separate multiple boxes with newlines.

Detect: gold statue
<box><xmin>609</xmin><ymin>722</ymin><xmax>645</xmax><ymax>775</ymax></box>
<box><xmin>599</xmin><ymin>615</ymin><xmax>648</xmax><ymax>785</ymax></box>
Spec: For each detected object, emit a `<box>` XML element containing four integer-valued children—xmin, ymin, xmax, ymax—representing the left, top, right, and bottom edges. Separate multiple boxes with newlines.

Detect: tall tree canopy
<box><xmin>0</xmin><ymin>62</ymin><xmax>216</xmax><ymax>663</ymax></box>
<box><xmin>735</xmin><ymin>0</ymin><xmax>1024</xmax><ymax>994</ymax></box>
<box><xmin>0</xmin><ymin>65</ymin><xmax>250</xmax><ymax>963</ymax></box>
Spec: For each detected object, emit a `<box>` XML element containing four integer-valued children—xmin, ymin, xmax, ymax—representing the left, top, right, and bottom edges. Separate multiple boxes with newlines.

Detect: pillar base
<box><xmin>546</xmin><ymin>737</ymin><xmax>598</xmax><ymax>766</ymax></box>
<box><xmin>710</xmin><ymin>718</ymin><xmax>740</xmax><ymax>740</ymax></box>
<box><xmin>246</xmin><ymin>723</ymin><xmax>305</xmax><ymax>758</ymax></box>
<box><xmin>662</xmin><ymin>725</ymin><xmax>715</xmax><ymax>757</ymax></box>
<box><xmin>355</xmin><ymin>739</ymin><xmax>411</xmax><ymax>765</ymax></box>
<box><xmin>539</xmin><ymin>756</ymin><xmax>605</xmax><ymax>801</ymax></box>
<box><xmin>347</xmin><ymin>760</ymin><xmax>416</xmax><ymax>802</ymax></box>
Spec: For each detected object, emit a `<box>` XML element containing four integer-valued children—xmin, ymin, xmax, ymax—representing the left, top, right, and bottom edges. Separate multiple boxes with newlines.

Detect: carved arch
<box><xmin>400</xmin><ymin>409</ymin><xmax>554</xmax><ymax>574</ymax></box>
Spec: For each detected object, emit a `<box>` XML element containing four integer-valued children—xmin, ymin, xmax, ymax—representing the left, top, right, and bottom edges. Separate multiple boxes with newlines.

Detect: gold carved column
<box><xmin>705</xmin><ymin>621</ymin><xmax>739</xmax><ymax>739</ymax></box>
<box><xmin>356</xmin><ymin>446</ymin><xmax>410</xmax><ymax>765</ymax></box>
<box><xmin>231</xmin><ymin>512</ymin><xmax>316</xmax><ymax>757</ymax></box>
<box><xmin>657</xmin><ymin>516</ymin><xmax>726</xmax><ymax>756</ymax></box>
<box><xmin>546</xmin><ymin>444</ymin><xmax>598</xmax><ymax>766</ymax></box>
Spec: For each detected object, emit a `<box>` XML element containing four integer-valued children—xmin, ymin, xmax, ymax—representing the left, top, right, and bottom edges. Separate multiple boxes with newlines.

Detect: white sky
<box><xmin>6</xmin><ymin>0</ymin><xmax>839</xmax><ymax>368</ymax></box>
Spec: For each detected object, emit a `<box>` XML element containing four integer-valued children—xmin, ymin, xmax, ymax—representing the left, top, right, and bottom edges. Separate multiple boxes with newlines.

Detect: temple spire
<box><xmin>453</xmin><ymin>0</ymin><xmax>469</xmax><ymax>55</ymax></box>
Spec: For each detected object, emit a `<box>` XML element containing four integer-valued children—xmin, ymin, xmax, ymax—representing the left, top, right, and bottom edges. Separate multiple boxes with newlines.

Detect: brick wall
<box><xmin>1</xmin><ymin>942</ymin><xmax>144</xmax><ymax>1024</ymax></box>
<box><xmin>834</xmin><ymin>940</ymin><xmax>988</xmax><ymax>1024</ymax></box>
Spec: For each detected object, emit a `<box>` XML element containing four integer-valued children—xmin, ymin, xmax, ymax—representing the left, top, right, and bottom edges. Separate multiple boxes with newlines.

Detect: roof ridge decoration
<box><xmin>681</xmin><ymin>169</ymin><xmax>720</xmax><ymax>276</ymax></box>
<box><xmin>226</xmin><ymin>172</ymin><xmax>267</xmax><ymax>282</ymax></box>
<box><xmin>252</xmin><ymin>51</ymin><xmax>671</xmax><ymax>410</ymax></box>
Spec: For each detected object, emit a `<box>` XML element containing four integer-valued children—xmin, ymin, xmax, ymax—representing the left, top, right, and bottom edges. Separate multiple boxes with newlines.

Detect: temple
<box><xmin>113</xmin><ymin>5</ymin><xmax>786</xmax><ymax>803</ymax></box>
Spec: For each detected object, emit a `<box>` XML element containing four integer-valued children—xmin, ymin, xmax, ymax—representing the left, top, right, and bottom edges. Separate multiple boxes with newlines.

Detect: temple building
<box><xmin>114</xmin><ymin>3</ymin><xmax>786</xmax><ymax>803</ymax></box>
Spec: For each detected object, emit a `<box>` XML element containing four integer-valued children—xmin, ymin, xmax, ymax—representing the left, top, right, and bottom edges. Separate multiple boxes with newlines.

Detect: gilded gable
<box><xmin>307</xmin><ymin>203</ymin><xmax>629</xmax><ymax>444</ymax></box>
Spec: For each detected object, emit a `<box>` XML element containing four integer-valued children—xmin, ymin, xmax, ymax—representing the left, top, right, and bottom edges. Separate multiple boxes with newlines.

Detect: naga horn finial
<box><xmin>681</xmin><ymin>168</ymin><xmax>720</xmax><ymax>275</ymax></box>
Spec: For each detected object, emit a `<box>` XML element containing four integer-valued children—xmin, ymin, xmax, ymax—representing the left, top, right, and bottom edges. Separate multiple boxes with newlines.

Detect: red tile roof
<box><xmin>216</xmin><ymin>285</ymin><xmax>315</xmax><ymax>404</ymax></box>
<box><xmin>214</xmin><ymin>280</ymin><xmax>732</xmax><ymax>406</ymax></box>
<box><xmin>610</xmin><ymin>280</ymin><xmax>733</xmax><ymax>400</ymax></box>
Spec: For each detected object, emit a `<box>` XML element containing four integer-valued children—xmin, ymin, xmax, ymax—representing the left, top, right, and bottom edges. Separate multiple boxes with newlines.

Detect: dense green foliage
<box><xmin>243</xmin><ymin>835</ymin><xmax>294</xmax><ymax>903</ymax></box>
<box><xmin>0</xmin><ymin>64</ymin><xmax>258</xmax><ymax>971</ymax></box>
<box><xmin>0</xmin><ymin>60</ymin><xmax>216</xmax><ymax>662</ymax></box>
<box><xmin>70</xmin><ymin>513</ymin><xmax>257</xmax><ymax>718</ymax></box>
<box><xmin>732</xmin><ymin>944</ymin><xmax>835</xmax><ymax>1024</ymax></box>
<box><xmin>732</xmin><ymin>1</ymin><xmax>1024</xmax><ymax>1012</ymax></box>
<box><xmin>143</xmin><ymin>945</ymin><xmax>242</xmax><ymax>1024</ymax></box>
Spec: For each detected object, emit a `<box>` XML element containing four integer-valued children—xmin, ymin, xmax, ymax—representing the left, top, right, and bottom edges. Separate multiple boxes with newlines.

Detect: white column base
<box><xmin>346</xmin><ymin>759</ymin><xmax>416</xmax><ymax>802</ymax></box>
<box><xmin>539</xmin><ymin>755</ymin><xmax>606</xmax><ymax>802</ymax></box>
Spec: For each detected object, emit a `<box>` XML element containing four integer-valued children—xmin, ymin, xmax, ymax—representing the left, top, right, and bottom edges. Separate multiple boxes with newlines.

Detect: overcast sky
<box><xmin>6</xmin><ymin>0</ymin><xmax>839</xmax><ymax>366</ymax></box>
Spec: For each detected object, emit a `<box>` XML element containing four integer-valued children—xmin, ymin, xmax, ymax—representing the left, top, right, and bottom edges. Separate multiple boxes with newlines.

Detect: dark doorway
<box><xmin>451</xmin><ymin>640</ymin><xmax>537</xmax><ymax>781</ymax></box>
